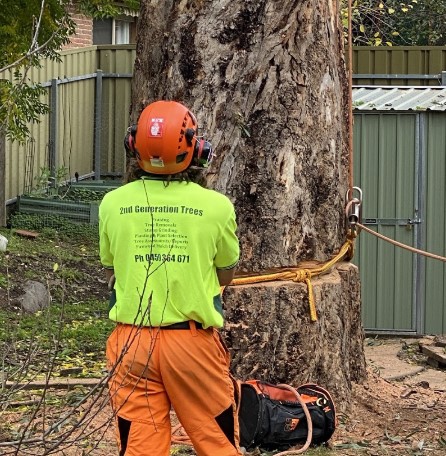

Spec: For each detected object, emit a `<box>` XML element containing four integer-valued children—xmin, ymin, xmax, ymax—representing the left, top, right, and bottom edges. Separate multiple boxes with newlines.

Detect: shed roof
<box><xmin>352</xmin><ymin>86</ymin><xmax>446</xmax><ymax>111</ymax></box>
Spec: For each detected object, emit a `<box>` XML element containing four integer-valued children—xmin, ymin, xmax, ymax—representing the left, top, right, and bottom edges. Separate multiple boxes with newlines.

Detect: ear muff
<box><xmin>124</xmin><ymin>124</ymin><xmax>138</xmax><ymax>158</ymax></box>
<box><xmin>194</xmin><ymin>138</ymin><xmax>214</xmax><ymax>168</ymax></box>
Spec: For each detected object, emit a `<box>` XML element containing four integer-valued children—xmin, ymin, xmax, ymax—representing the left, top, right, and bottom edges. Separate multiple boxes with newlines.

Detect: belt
<box><xmin>160</xmin><ymin>321</ymin><xmax>203</xmax><ymax>330</ymax></box>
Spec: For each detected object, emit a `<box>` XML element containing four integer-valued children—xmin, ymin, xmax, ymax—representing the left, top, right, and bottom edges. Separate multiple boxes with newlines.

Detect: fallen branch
<box><xmin>4</xmin><ymin>378</ymin><xmax>102</xmax><ymax>390</ymax></box>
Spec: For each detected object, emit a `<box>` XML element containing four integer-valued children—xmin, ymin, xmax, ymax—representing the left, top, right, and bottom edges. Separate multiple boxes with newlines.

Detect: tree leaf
<box><xmin>53</xmin><ymin>263</ymin><xmax>59</xmax><ymax>272</ymax></box>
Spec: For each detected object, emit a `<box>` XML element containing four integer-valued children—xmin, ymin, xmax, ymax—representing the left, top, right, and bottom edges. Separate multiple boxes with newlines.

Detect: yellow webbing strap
<box><xmin>224</xmin><ymin>239</ymin><xmax>354</xmax><ymax>322</ymax></box>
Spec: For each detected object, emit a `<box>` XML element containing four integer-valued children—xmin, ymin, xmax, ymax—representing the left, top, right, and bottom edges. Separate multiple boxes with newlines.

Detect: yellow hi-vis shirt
<box><xmin>99</xmin><ymin>178</ymin><xmax>239</xmax><ymax>328</ymax></box>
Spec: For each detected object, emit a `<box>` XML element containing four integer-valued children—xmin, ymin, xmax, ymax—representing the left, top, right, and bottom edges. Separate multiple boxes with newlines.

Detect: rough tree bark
<box><xmin>130</xmin><ymin>0</ymin><xmax>366</xmax><ymax>406</ymax></box>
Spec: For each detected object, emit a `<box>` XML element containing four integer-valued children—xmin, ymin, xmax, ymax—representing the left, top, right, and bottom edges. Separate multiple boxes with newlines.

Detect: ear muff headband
<box><xmin>185</xmin><ymin>128</ymin><xmax>195</xmax><ymax>146</ymax></box>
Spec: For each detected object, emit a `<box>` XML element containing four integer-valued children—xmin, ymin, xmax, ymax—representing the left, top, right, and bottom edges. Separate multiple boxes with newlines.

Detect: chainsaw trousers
<box><xmin>106</xmin><ymin>323</ymin><xmax>242</xmax><ymax>456</ymax></box>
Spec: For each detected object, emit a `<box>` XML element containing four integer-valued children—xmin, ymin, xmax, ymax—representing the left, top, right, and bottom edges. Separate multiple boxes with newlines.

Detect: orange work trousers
<box><xmin>106</xmin><ymin>322</ymin><xmax>242</xmax><ymax>456</ymax></box>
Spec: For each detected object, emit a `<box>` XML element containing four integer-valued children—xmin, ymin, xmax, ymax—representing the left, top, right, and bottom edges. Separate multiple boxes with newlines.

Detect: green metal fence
<box><xmin>353</xmin><ymin>46</ymin><xmax>446</xmax><ymax>85</ymax></box>
<box><xmin>4</xmin><ymin>45</ymin><xmax>135</xmax><ymax>203</ymax></box>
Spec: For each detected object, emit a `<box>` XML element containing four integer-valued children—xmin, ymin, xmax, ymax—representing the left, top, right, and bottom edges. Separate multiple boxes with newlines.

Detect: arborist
<box><xmin>99</xmin><ymin>100</ymin><xmax>242</xmax><ymax>456</ymax></box>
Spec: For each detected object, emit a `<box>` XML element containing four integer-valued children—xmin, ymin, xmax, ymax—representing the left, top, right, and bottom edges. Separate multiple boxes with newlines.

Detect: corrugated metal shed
<box><xmin>353</xmin><ymin>89</ymin><xmax>446</xmax><ymax>335</ymax></box>
<box><xmin>353</xmin><ymin>87</ymin><xmax>446</xmax><ymax>111</ymax></box>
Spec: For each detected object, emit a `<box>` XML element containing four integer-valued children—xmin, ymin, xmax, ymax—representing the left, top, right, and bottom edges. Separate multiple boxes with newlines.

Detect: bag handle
<box><xmin>274</xmin><ymin>384</ymin><xmax>313</xmax><ymax>455</ymax></box>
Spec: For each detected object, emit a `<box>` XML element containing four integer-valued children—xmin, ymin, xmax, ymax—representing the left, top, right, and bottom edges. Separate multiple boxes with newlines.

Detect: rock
<box><xmin>418</xmin><ymin>336</ymin><xmax>435</xmax><ymax>348</ymax></box>
<box><xmin>421</xmin><ymin>345</ymin><xmax>446</xmax><ymax>368</ymax></box>
<box><xmin>434</xmin><ymin>336</ymin><xmax>446</xmax><ymax>348</ymax></box>
<box><xmin>59</xmin><ymin>367</ymin><xmax>83</xmax><ymax>377</ymax></box>
<box><xmin>19</xmin><ymin>280</ymin><xmax>51</xmax><ymax>313</ymax></box>
<box><xmin>14</xmin><ymin>229</ymin><xmax>39</xmax><ymax>239</ymax></box>
<box><xmin>0</xmin><ymin>234</ymin><xmax>8</xmax><ymax>252</ymax></box>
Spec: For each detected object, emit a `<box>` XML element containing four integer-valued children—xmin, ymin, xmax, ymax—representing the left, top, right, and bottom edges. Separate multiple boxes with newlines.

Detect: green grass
<box><xmin>0</xmin><ymin>228</ymin><xmax>99</xmax><ymax>269</ymax></box>
<box><xmin>1</xmin><ymin>300</ymin><xmax>114</xmax><ymax>380</ymax></box>
<box><xmin>8</xmin><ymin>213</ymin><xmax>99</xmax><ymax>244</ymax></box>
<box><xmin>0</xmin><ymin>224</ymin><xmax>111</xmax><ymax>381</ymax></box>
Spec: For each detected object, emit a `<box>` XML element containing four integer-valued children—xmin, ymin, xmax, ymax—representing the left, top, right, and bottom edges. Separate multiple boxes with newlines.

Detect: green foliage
<box><xmin>0</xmin><ymin>0</ymin><xmax>140</xmax><ymax>142</ymax></box>
<box><xmin>25</xmin><ymin>167</ymin><xmax>112</xmax><ymax>201</ymax></box>
<box><xmin>78</xmin><ymin>0</ymin><xmax>139</xmax><ymax>19</ymax></box>
<box><xmin>0</xmin><ymin>0</ymin><xmax>74</xmax><ymax>69</ymax></box>
<box><xmin>342</xmin><ymin>0</ymin><xmax>414</xmax><ymax>46</ymax></box>
<box><xmin>9</xmin><ymin>213</ymin><xmax>99</xmax><ymax>242</ymax></box>
<box><xmin>9</xmin><ymin>179</ymin><xmax>114</xmax><ymax>242</ymax></box>
<box><xmin>0</xmin><ymin>272</ymin><xmax>8</xmax><ymax>288</ymax></box>
<box><xmin>27</xmin><ymin>166</ymin><xmax>69</xmax><ymax>197</ymax></box>
<box><xmin>64</xmin><ymin>187</ymin><xmax>111</xmax><ymax>202</ymax></box>
<box><xmin>343</xmin><ymin>0</ymin><xmax>446</xmax><ymax>46</ymax></box>
<box><xmin>0</xmin><ymin>80</ymin><xmax>49</xmax><ymax>142</ymax></box>
<box><xmin>0</xmin><ymin>0</ymin><xmax>75</xmax><ymax>141</ymax></box>
<box><xmin>388</xmin><ymin>0</ymin><xmax>446</xmax><ymax>45</ymax></box>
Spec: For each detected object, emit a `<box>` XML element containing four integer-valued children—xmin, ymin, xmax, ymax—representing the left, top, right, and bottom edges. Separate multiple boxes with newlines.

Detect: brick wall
<box><xmin>63</xmin><ymin>12</ymin><xmax>93</xmax><ymax>50</ymax></box>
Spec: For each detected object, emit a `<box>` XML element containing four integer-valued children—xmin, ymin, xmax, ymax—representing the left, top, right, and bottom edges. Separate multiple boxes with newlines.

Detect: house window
<box><xmin>115</xmin><ymin>19</ymin><xmax>130</xmax><ymax>44</ymax></box>
<box><xmin>93</xmin><ymin>19</ymin><xmax>113</xmax><ymax>45</ymax></box>
<box><xmin>93</xmin><ymin>16</ymin><xmax>136</xmax><ymax>45</ymax></box>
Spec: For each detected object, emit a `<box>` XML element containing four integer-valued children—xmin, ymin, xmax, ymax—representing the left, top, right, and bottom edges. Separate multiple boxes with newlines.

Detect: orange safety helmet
<box><xmin>126</xmin><ymin>100</ymin><xmax>213</xmax><ymax>175</ymax></box>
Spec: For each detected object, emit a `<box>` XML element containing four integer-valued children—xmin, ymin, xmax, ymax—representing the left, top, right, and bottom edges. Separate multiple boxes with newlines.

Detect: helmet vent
<box><xmin>176</xmin><ymin>152</ymin><xmax>188</xmax><ymax>163</ymax></box>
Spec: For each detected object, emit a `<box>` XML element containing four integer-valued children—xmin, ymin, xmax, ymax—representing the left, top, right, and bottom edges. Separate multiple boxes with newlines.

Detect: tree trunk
<box><xmin>131</xmin><ymin>0</ymin><xmax>366</xmax><ymax>406</ymax></box>
<box><xmin>0</xmin><ymin>129</ymin><xmax>6</xmax><ymax>227</ymax></box>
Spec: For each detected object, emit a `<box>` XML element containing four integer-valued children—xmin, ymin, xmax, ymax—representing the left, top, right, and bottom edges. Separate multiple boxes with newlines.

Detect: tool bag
<box><xmin>238</xmin><ymin>380</ymin><xmax>336</xmax><ymax>451</ymax></box>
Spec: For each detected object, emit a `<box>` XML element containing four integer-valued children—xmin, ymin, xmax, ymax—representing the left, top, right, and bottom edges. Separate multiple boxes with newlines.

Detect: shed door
<box><xmin>354</xmin><ymin>113</ymin><xmax>420</xmax><ymax>333</ymax></box>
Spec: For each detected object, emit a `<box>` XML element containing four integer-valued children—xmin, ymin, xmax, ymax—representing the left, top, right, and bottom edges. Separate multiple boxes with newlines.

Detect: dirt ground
<box><xmin>1</xmin><ymin>231</ymin><xmax>445</xmax><ymax>455</ymax></box>
<box><xmin>25</xmin><ymin>361</ymin><xmax>444</xmax><ymax>456</ymax></box>
<box><xmin>333</xmin><ymin>344</ymin><xmax>446</xmax><ymax>455</ymax></box>
<box><xmin>331</xmin><ymin>370</ymin><xmax>446</xmax><ymax>456</ymax></box>
<box><xmin>69</xmin><ymin>351</ymin><xmax>446</xmax><ymax>456</ymax></box>
<box><xmin>177</xmin><ymin>340</ymin><xmax>446</xmax><ymax>455</ymax></box>
<box><xmin>2</xmin><ymin>340</ymin><xmax>444</xmax><ymax>455</ymax></box>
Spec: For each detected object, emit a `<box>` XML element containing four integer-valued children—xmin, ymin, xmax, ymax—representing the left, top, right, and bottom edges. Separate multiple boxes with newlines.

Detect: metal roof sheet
<box><xmin>352</xmin><ymin>86</ymin><xmax>446</xmax><ymax>111</ymax></box>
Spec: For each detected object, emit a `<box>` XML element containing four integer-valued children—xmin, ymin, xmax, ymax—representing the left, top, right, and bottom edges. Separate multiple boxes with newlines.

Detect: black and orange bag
<box><xmin>238</xmin><ymin>380</ymin><xmax>336</xmax><ymax>451</ymax></box>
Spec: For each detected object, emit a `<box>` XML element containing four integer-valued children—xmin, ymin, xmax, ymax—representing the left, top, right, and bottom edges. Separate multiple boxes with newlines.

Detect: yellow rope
<box><xmin>225</xmin><ymin>239</ymin><xmax>355</xmax><ymax>322</ymax></box>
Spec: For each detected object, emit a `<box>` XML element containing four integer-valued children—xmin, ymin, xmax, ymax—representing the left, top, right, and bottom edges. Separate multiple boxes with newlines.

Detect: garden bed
<box><xmin>17</xmin><ymin>196</ymin><xmax>100</xmax><ymax>224</ymax></box>
<box><xmin>15</xmin><ymin>180</ymin><xmax>121</xmax><ymax>226</ymax></box>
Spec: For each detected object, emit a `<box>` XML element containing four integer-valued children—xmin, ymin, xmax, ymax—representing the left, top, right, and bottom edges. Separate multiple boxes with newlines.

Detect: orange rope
<box><xmin>357</xmin><ymin>223</ymin><xmax>446</xmax><ymax>262</ymax></box>
<box><xmin>274</xmin><ymin>384</ymin><xmax>313</xmax><ymax>455</ymax></box>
